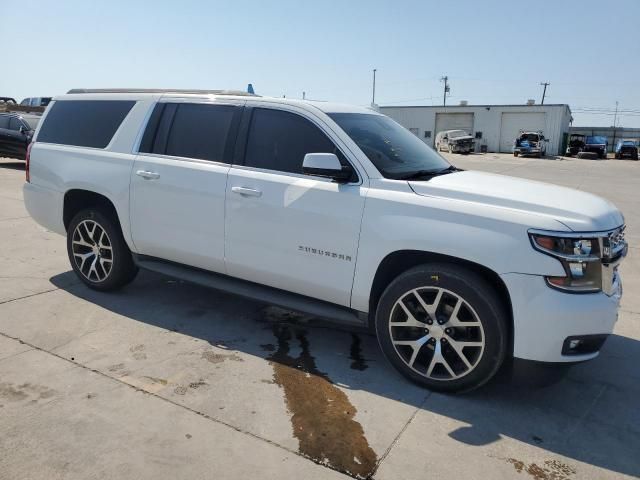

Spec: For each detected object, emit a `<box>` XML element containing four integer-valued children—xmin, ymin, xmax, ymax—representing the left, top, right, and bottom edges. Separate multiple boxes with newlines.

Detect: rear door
<box><xmin>224</xmin><ymin>105</ymin><xmax>367</xmax><ymax>306</ymax></box>
<box><xmin>7</xmin><ymin>117</ymin><xmax>28</xmax><ymax>158</ymax></box>
<box><xmin>0</xmin><ymin>115</ymin><xmax>13</xmax><ymax>156</ymax></box>
<box><xmin>130</xmin><ymin>99</ymin><xmax>242</xmax><ymax>272</ymax></box>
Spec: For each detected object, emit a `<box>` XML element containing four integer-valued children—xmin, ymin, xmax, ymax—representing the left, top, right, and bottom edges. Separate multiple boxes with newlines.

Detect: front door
<box><xmin>225</xmin><ymin>106</ymin><xmax>366</xmax><ymax>306</ymax></box>
<box><xmin>130</xmin><ymin>100</ymin><xmax>242</xmax><ymax>273</ymax></box>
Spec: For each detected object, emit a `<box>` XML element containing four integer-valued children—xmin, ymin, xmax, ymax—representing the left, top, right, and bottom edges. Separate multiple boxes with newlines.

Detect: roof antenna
<box><xmin>247</xmin><ymin>83</ymin><xmax>255</xmax><ymax>95</ymax></box>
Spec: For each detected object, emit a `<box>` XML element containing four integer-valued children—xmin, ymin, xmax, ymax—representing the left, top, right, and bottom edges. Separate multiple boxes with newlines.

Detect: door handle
<box><xmin>136</xmin><ymin>170</ymin><xmax>160</xmax><ymax>180</ymax></box>
<box><xmin>231</xmin><ymin>186</ymin><xmax>262</xmax><ymax>197</ymax></box>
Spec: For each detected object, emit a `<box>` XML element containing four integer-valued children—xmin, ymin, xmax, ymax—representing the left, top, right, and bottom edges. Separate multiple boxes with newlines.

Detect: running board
<box><xmin>134</xmin><ymin>255</ymin><xmax>367</xmax><ymax>327</ymax></box>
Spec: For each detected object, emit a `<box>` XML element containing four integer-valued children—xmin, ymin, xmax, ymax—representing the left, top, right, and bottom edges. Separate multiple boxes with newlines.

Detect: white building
<box><xmin>380</xmin><ymin>103</ymin><xmax>573</xmax><ymax>156</ymax></box>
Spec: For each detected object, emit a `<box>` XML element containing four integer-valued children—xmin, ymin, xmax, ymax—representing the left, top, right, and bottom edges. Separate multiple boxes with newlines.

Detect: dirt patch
<box><xmin>143</xmin><ymin>376</ymin><xmax>168</xmax><ymax>386</ymax></box>
<box><xmin>129</xmin><ymin>344</ymin><xmax>147</xmax><ymax>360</ymax></box>
<box><xmin>201</xmin><ymin>350</ymin><xmax>244</xmax><ymax>364</ymax></box>
<box><xmin>506</xmin><ymin>458</ymin><xmax>576</xmax><ymax>480</ymax></box>
<box><xmin>0</xmin><ymin>382</ymin><xmax>56</xmax><ymax>402</ymax></box>
<box><xmin>268</xmin><ymin>324</ymin><xmax>377</xmax><ymax>479</ymax></box>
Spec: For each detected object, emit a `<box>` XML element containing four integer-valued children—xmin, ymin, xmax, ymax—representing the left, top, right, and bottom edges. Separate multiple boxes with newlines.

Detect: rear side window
<box><xmin>140</xmin><ymin>103</ymin><xmax>238</xmax><ymax>163</ymax></box>
<box><xmin>37</xmin><ymin>100</ymin><xmax>135</xmax><ymax>148</ymax></box>
<box><xmin>244</xmin><ymin>108</ymin><xmax>347</xmax><ymax>175</ymax></box>
<box><xmin>0</xmin><ymin>115</ymin><xmax>9</xmax><ymax>129</ymax></box>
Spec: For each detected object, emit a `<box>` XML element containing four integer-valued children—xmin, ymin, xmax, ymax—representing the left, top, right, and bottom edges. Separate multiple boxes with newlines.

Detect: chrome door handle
<box><xmin>136</xmin><ymin>170</ymin><xmax>160</xmax><ymax>180</ymax></box>
<box><xmin>231</xmin><ymin>186</ymin><xmax>262</xmax><ymax>197</ymax></box>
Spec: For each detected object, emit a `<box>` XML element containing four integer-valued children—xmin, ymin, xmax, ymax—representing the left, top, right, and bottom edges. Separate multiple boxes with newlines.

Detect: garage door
<box><xmin>434</xmin><ymin>113</ymin><xmax>474</xmax><ymax>146</ymax></box>
<box><xmin>499</xmin><ymin>112</ymin><xmax>546</xmax><ymax>153</ymax></box>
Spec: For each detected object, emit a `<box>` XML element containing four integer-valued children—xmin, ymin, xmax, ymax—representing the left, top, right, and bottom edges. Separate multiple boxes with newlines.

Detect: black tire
<box><xmin>67</xmin><ymin>208</ymin><xmax>138</xmax><ymax>291</ymax></box>
<box><xmin>375</xmin><ymin>263</ymin><xmax>508</xmax><ymax>393</ymax></box>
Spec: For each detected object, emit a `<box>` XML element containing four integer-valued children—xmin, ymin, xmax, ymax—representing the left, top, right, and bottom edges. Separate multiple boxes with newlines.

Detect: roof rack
<box><xmin>66</xmin><ymin>88</ymin><xmax>258</xmax><ymax>96</ymax></box>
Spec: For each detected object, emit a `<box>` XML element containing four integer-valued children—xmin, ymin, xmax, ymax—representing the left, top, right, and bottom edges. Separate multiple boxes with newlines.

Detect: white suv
<box><xmin>23</xmin><ymin>89</ymin><xmax>627</xmax><ymax>392</ymax></box>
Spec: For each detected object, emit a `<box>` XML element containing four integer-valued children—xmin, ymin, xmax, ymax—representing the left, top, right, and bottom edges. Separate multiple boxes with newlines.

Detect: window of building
<box><xmin>424</xmin><ymin>131</ymin><xmax>432</xmax><ymax>138</ymax></box>
<box><xmin>475</xmin><ymin>131</ymin><xmax>482</xmax><ymax>139</ymax></box>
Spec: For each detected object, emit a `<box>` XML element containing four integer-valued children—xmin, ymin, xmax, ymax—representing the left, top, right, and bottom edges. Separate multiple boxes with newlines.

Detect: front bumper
<box><xmin>501</xmin><ymin>272</ymin><xmax>621</xmax><ymax>363</ymax></box>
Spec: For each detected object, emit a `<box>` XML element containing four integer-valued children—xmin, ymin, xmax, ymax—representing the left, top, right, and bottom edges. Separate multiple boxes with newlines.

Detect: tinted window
<box><xmin>0</xmin><ymin>115</ymin><xmax>9</xmax><ymax>129</ymax></box>
<box><xmin>37</xmin><ymin>100</ymin><xmax>135</xmax><ymax>148</ymax></box>
<box><xmin>245</xmin><ymin>108</ymin><xmax>346</xmax><ymax>175</ymax></box>
<box><xmin>329</xmin><ymin>113</ymin><xmax>450</xmax><ymax>179</ymax></box>
<box><xmin>165</xmin><ymin>103</ymin><xmax>236</xmax><ymax>162</ymax></box>
<box><xmin>8</xmin><ymin>117</ymin><xmax>23</xmax><ymax>131</ymax></box>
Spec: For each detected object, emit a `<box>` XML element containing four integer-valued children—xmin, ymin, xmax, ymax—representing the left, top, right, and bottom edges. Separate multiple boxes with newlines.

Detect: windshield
<box><xmin>586</xmin><ymin>136</ymin><xmax>606</xmax><ymax>144</ymax></box>
<box><xmin>520</xmin><ymin>133</ymin><xmax>540</xmax><ymax>142</ymax></box>
<box><xmin>448</xmin><ymin>130</ymin><xmax>468</xmax><ymax>138</ymax></box>
<box><xmin>328</xmin><ymin>113</ymin><xmax>450</xmax><ymax>179</ymax></box>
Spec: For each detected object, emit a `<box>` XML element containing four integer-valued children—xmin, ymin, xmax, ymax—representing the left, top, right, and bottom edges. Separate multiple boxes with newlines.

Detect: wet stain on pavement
<box><xmin>129</xmin><ymin>344</ymin><xmax>147</xmax><ymax>360</ymax></box>
<box><xmin>506</xmin><ymin>458</ymin><xmax>576</xmax><ymax>480</ymax></box>
<box><xmin>349</xmin><ymin>334</ymin><xmax>368</xmax><ymax>371</ymax></box>
<box><xmin>267</xmin><ymin>323</ymin><xmax>378</xmax><ymax>479</ymax></box>
<box><xmin>201</xmin><ymin>350</ymin><xmax>244</xmax><ymax>364</ymax></box>
<box><xmin>0</xmin><ymin>382</ymin><xmax>56</xmax><ymax>403</ymax></box>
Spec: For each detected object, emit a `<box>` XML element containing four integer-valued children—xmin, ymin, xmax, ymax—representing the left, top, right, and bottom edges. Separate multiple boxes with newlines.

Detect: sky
<box><xmin>2</xmin><ymin>0</ymin><xmax>639</xmax><ymax>127</ymax></box>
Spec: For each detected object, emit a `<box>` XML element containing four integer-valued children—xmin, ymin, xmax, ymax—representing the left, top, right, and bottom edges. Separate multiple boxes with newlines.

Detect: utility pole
<box><xmin>540</xmin><ymin>82</ymin><xmax>550</xmax><ymax>105</ymax></box>
<box><xmin>371</xmin><ymin>68</ymin><xmax>377</xmax><ymax>106</ymax></box>
<box><xmin>441</xmin><ymin>75</ymin><xmax>450</xmax><ymax>106</ymax></box>
<box><xmin>612</xmin><ymin>101</ymin><xmax>619</xmax><ymax>155</ymax></box>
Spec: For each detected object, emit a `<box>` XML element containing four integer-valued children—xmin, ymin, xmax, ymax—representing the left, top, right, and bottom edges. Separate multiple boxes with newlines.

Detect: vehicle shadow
<box><xmin>50</xmin><ymin>269</ymin><xmax>640</xmax><ymax>477</ymax></box>
<box><xmin>0</xmin><ymin>160</ymin><xmax>25</xmax><ymax>171</ymax></box>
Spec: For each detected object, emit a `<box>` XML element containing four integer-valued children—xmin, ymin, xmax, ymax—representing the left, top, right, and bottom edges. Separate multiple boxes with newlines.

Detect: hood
<box><xmin>409</xmin><ymin>170</ymin><xmax>624</xmax><ymax>232</ymax></box>
<box><xmin>450</xmin><ymin>135</ymin><xmax>474</xmax><ymax>142</ymax></box>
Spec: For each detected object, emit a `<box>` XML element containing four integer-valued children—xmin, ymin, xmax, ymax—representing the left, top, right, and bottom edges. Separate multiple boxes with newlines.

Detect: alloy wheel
<box><xmin>388</xmin><ymin>287</ymin><xmax>485</xmax><ymax>381</ymax></box>
<box><xmin>71</xmin><ymin>219</ymin><xmax>113</xmax><ymax>282</ymax></box>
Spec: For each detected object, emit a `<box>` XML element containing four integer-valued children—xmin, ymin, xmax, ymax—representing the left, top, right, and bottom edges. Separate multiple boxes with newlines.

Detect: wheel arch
<box><xmin>368</xmin><ymin>249</ymin><xmax>514</xmax><ymax>354</ymax></box>
<box><xmin>63</xmin><ymin>189</ymin><xmax>121</xmax><ymax>232</ymax></box>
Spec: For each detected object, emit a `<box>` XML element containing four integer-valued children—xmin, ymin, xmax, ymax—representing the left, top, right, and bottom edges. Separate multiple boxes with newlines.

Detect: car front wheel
<box><xmin>375</xmin><ymin>263</ymin><xmax>508</xmax><ymax>392</ymax></box>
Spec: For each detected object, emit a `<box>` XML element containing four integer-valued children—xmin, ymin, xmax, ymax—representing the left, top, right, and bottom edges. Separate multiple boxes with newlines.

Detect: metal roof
<box><xmin>67</xmin><ymin>88</ymin><xmax>258</xmax><ymax>96</ymax></box>
<box><xmin>379</xmin><ymin>104</ymin><xmax>569</xmax><ymax>109</ymax></box>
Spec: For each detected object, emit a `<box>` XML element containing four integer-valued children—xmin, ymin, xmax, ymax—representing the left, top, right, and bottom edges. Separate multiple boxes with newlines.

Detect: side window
<box><xmin>140</xmin><ymin>103</ymin><xmax>238</xmax><ymax>163</ymax></box>
<box><xmin>8</xmin><ymin>117</ymin><xmax>23</xmax><ymax>131</ymax></box>
<box><xmin>244</xmin><ymin>108</ymin><xmax>350</xmax><ymax>176</ymax></box>
<box><xmin>166</xmin><ymin>104</ymin><xmax>236</xmax><ymax>162</ymax></box>
<box><xmin>0</xmin><ymin>115</ymin><xmax>9</xmax><ymax>129</ymax></box>
<box><xmin>37</xmin><ymin>100</ymin><xmax>135</xmax><ymax>148</ymax></box>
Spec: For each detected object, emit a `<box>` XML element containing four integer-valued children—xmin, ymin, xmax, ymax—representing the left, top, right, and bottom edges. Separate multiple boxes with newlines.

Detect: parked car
<box><xmin>565</xmin><ymin>134</ymin><xmax>585</xmax><ymax>156</ymax></box>
<box><xmin>24</xmin><ymin>89</ymin><xmax>627</xmax><ymax>392</ymax></box>
<box><xmin>435</xmin><ymin>129</ymin><xmax>474</xmax><ymax>154</ymax></box>
<box><xmin>20</xmin><ymin>97</ymin><xmax>52</xmax><ymax>108</ymax></box>
<box><xmin>583</xmin><ymin>135</ymin><xmax>608</xmax><ymax>159</ymax></box>
<box><xmin>513</xmin><ymin>131</ymin><xmax>547</xmax><ymax>157</ymax></box>
<box><xmin>0</xmin><ymin>112</ymin><xmax>38</xmax><ymax>160</ymax></box>
<box><xmin>614</xmin><ymin>139</ymin><xmax>638</xmax><ymax>160</ymax></box>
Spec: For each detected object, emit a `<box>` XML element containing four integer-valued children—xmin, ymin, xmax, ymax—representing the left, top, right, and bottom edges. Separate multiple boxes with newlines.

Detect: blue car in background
<box><xmin>614</xmin><ymin>139</ymin><xmax>639</xmax><ymax>160</ymax></box>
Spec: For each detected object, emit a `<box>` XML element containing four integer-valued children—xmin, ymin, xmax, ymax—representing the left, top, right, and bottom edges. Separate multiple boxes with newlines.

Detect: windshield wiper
<box><xmin>397</xmin><ymin>165</ymin><xmax>461</xmax><ymax>180</ymax></box>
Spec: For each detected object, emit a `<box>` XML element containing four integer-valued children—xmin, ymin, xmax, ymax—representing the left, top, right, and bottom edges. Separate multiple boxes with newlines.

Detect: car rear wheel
<box><xmin>375</xmin><ymin>263</ymin><xmax>508</xmax><ymax>392</ymax></box>
<box><xmin>67</xmin><ymin>208</ymin><xmax>138</xmax><ymax>291</ymax></box>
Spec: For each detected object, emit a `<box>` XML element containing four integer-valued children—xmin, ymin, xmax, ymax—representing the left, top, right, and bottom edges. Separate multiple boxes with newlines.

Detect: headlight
<box><xmin>529</xmin><ymin>233</ymin><xmax>602</xmax><ymax>292</ymax></box>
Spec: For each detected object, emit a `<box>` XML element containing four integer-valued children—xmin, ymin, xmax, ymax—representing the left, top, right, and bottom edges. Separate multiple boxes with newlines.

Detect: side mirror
<box><xmin>19</xmin><ymin>126</ymin><xmax>26</xmax><ymax>134</ymax></box>
<box><xmin>302</xmin><ymin>153</ymin><xmax>352</xmax><ymax>182</ymax></box>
